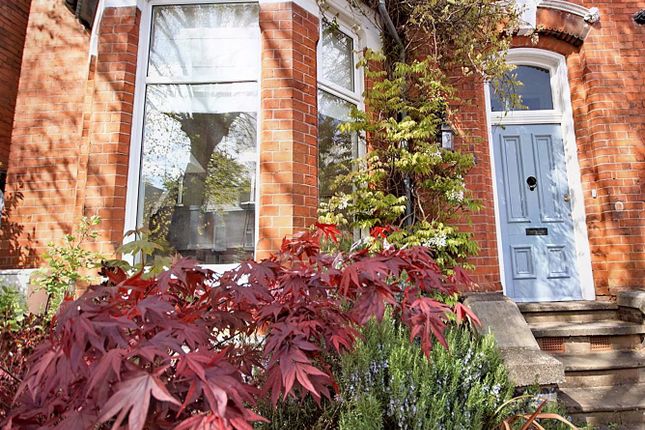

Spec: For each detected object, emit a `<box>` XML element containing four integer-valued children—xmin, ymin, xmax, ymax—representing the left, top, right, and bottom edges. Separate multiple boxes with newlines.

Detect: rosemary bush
<box><xmin>338</xmin><ymin>315</ymin><xmax>513</xmax><ymax>430</ymax></box>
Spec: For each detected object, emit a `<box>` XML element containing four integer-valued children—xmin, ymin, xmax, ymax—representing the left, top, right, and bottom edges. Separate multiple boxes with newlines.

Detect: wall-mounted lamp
<box><xmin>634</xmin><ymin>10</ymin><xmax>645</xmax><ymax>25</ymax></box>
<box><xmin>441</xmin><ymin>123</ymin><xmax>455</xmax><ymax>151</ymax></box>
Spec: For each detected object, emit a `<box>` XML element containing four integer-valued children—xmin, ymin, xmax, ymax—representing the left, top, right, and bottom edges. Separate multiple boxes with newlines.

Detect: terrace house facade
<box><xmin>0</xmin><ymin>0</ymin><xmax>643</xmax><ymax>305</ymax></box>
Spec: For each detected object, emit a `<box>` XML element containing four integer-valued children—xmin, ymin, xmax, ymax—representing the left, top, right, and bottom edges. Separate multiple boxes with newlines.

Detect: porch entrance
<box><xmin>486</xmin><ymin>48</ymin><xmax>594</xmax><ymax>302</ymax></box>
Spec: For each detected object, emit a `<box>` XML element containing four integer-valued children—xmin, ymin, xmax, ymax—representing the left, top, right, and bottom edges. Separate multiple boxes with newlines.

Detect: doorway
<box><xmin>486</xmin><ymin>49</ymin><xmax>595</xmax><ymax>302</ymax></box>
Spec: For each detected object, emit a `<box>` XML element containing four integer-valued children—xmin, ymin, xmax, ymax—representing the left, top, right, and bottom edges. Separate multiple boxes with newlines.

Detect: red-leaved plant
<box><xmin>3</xmin><ymin>224</ymin><xmax>478</xmax><ymax>430</ymax></box>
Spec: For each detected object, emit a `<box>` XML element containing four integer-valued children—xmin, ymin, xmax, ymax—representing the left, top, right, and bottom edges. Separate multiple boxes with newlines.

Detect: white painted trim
<box><xmin>124</xmin><ymin>0</ymin><xmax>262</xmax><ymax>267</ymax></box>
<box><xmin>538</xmin><ymin>0</ymin><xmax>600</xmax><ymax>23</ymax></box>
<box><xmin>260</xmin><ymin>0</ymin><xmax>318</xmax><ymax>16</ymax></box>
<box><xmin>485</xmin><ymin>48</ymin><xmax>595</xmax><ymax>301</ymax></box>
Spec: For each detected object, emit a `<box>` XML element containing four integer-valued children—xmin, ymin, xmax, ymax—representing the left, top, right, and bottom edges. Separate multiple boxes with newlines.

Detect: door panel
<box><xmin>493</xmin><ymin>124</ymin><xmax>582</xmax><ymax>302</ymax></box>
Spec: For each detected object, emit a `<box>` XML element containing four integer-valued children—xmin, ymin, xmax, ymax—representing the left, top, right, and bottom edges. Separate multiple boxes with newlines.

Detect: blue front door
<box><xmin>493</xmin><ymin>124</ymin><xmax>582</xmax><ymax>302</ymax></box>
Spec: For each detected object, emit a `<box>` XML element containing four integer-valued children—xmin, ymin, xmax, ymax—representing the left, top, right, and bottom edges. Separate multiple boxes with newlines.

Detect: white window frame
<box><xmin>317</xmin><ymin>14</ymin><xmax>367</xmax><ymax>174</ymax></box>
<box><xmin>317</xmin><ymin>18</ymin><xmax>364</xmax><ymax>108</ymax></box>
<box><xmin>484</xmin><ymin>48</ymin><xmax>595</xmax><ymax>300</ymax></box>
<box><xmin>123</xmin><ymin>0</ymin><xmax>262</xmax><ymax>271</ymax></box>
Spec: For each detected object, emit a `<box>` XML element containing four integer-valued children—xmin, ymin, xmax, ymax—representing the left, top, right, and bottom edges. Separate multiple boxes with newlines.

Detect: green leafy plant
<box><xmin>319</xmin><ymin>0</ymin><xmax>522</xmax><ymax>270</ymax></box>
<box><xmin>104</xmin><ymin>227</ymin><xmax>173</xmax><ymax>278</ymax></box>
<box><xmin>0</xmin><ymin>312</ymin><xmax>48</xmax><ymax>421</ymax></box>
<box><xmin>338</xmin><ymin>314</ymin><xmax>513</xmax><ymax>430</ymax></box>
<box><xmin>34</xmin><ymin>215</ymin><xmax>103</xmax><ymax>316</ymax></box>
<box><xmin>0</xmin><ymin>285</ymin><xmax>26</xmax><ymax>330</ymax></box>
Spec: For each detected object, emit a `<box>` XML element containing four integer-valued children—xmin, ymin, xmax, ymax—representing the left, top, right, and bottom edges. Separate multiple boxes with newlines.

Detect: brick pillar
<box><xmin>78</xmin><ymin>6</ymin><xmax>139</xmax><ymax>255</ymax></box>
<box><xmin>257</xmin><ymin>2</ymin><xmax>319</xmax><ymax>258</ymax></box>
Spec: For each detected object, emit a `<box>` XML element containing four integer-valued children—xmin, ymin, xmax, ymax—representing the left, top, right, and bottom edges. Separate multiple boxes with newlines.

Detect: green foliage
<box><xmin>0</xmin><ymin>285</ymin><xmax>26</xmax><ymax>330</ymax></box>
<box><xmin>108</xmin><ymin>227</ymin><xmax>173</xmax><ymax>277</ymax></box>
<box><xmin>318</xmin><ymin>52</ymin><xmax>482</xmax><ymax>268</ymax></box>
<box><xmin>34</xmin><ymin>215</ymin><xmax>103</xmax><ymax>317</ymax></box>
<box><xmin>338</xmin><ymin>315</ymin><xmax>514</xmax><ymax>430</ymax></box>
<box><xmin>319</xmin><ymin>0</ymin><xmax>522</xmax><ymax>269</ymax></box>
<box><xmin>254</xmin><ymin>397</ymin><xmax>340</xmax><ymax>430</ymax></box>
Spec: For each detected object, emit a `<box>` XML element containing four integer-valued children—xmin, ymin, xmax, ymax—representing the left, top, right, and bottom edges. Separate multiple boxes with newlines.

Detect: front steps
<box><xmin>519</xmin><ymin>300</ymin><xmax>645</xmax><ymax>429</ymax></box>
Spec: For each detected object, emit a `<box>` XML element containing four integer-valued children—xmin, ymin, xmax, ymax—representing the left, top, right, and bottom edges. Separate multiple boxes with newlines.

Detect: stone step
<box><xmin>523</xmin><ymin>309</ymin><xmax>620</xmax><ymax>324</ymax></box>
<box><xmin>519</xmin><ymin>301</ymin><xmax>619</xmax><ymax>313</ymax></box>
<box><xmin>559</xmin><ymin>384</ymin><xmax>645</xmax><ymax>428</ymax></box>
<box><xmin>530</xmin><ymin>320</ymin><xmax>645</xmax><ymax>354</ymax></box>
<box><xmin>558</xmin><ymin>351</ymin><xmax>645</xmax><ymax>388</ymax></box>
<box><xmin>530</xmin><ymin>320</ymin><xmax>645</xmax><ymax>338</ymax></box>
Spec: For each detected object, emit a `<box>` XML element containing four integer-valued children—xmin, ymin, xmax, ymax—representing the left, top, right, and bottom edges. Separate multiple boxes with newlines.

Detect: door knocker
<box><xmin>526</xmin><ymin>176</ymin><xmax>538</xmax><ymax>191</ymax></box>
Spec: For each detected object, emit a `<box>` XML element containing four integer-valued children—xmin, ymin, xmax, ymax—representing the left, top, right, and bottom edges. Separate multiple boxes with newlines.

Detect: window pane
<box><xmin>490</xmin><ymin>65</ymin><xmax>554</xmax><ymax>112</ymax></box>
<box><xmin>139</xmin><ymin>83</ymin><xmax>257</xmax><ymax>264</ymax></box>
<box><xmin>149</xmin><ymin>4</ymin><xmax>259</xmax><ymax>81</ymax></box>
<box><xmin>318</xmin><ymin>90</ymin><xmax>356</xmax><ymax>201</ymax></box>
<box><xmin>320</xmin><ymin>23</ymin><xmax>355</xmax><ymax>92</ymax></box>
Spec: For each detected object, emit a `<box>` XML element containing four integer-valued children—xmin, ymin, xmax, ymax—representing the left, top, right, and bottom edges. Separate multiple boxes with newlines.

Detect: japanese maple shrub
<box><xmin>4</xmin><ymin>225</ymin><xmax>477</xmax><ymax>430</ymax></box>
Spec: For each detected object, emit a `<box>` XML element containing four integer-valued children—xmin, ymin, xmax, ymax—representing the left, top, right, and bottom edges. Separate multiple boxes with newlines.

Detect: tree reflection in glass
<box><xmin>318</xmin><ymin>90</ymin><xmax>356</xmax><ymax>202</ymax></box>
<box><xmin>320</xmin><ymin>23</ymin><xmax>355</xmax><ymax>92</ymax></box>
<box><xmin>139</xmin><ymin>84</ymin><xmax>257</xmax><ymax>264</ymax></box>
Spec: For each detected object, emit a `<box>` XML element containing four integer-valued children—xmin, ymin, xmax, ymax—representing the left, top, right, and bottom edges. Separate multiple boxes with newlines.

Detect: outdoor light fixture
<box><xmin>441</xmin><ymin>123</ymin><xmax>455</xmax><ymax>151</ymax></box>
<box><xmin>635</xmin><ymin>10</ymin><xmax>645</xmax><ymax>25</ymax></box>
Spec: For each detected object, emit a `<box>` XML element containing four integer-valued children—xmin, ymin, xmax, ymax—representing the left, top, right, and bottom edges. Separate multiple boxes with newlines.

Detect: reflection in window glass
<box><xmin>490</xmin><ymin>65</ymin><xmax>554</xmax><ymax>112</ymax></box>
<box><xmin>138</xmin><ymin>3</ymin><xmax>259</xmax><ymax>264</ymax></box>
<box><xmin>318</xmin><ymin>90</ymin><xmax>356</xmax><ymax>201</ymax></box>
<box><xmin>140</xmin><ymin>84</ymin><xmax>257</xmax><ymax>264</ymax></box>
<box><xmin>149</xmin><ymin>4</ymin><xmax>259</xmax><ymax>81</ymax></box>
<box><xmin>320</xmin><ymin>23</ymin><xmax>355</xmax><ymax>92</ymax></box>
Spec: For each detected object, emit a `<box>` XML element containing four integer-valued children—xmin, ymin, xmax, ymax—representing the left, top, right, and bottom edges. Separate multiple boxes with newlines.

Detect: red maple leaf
<box><xmin>98</xmin><ymin>370</ymin><xmax>181</xmax><ymax>430</ymax></box>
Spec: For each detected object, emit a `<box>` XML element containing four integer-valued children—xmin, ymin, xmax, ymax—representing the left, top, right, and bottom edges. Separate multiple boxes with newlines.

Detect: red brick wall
<box><xmin>451</xmin><ymin>77</ymin><xmax>502</xmax><ymax>292</ymax></box>
<box><xmin>0</xmin><ymin>0</ymin><xmax>31</xmax><ymax>171</ymax></box>
<box><xmin>257</xmin><ymin>2</ymin><xmax>319</xmax><ymax>258</ymax></box>
<box><xmin>0</xmin><ymin>2</ymin><xmax>138</xmax><ymax>267</ymax></box>
<box><xmin>558</xmin><ymin>1</ymin><xmax>644</xmax><ymax>296</ymax></box>
<box><xmin>81</xmin><ymin>7</ymin><xmax>139</xmax><ymax>252</ymax></box>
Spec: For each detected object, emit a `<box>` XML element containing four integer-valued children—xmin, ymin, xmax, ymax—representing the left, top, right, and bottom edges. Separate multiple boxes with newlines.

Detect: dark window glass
<box><xmin>317</xmin><ymin>90</ymin><xmax>356</xmax><ymax>201</ymax></box>
<box><xmin>490</xmin><ymin>65</ymin><xmax>554</xmax><ymax>112</ymax></box>
<box><xmin>139</xmin><ymin>84</ymin><xmax>257</xmax><ymax>264</ymax></box>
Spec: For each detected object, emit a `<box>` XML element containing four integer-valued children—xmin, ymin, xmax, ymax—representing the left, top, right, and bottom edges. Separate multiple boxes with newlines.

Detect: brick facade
<box><xmin>0</xmin><ymin>0</ymin><xmax>31</xmax><ymax>173</ymax></box>
<box><xmin>0</xmin><ymin>0</ymin><xmax>643</xmax><ymax>298</ymax></box>
<box><xmin>0</xmin><ymin>2</ymin><xmax>138</xmax><ymax>267</ymax></box>
<box><xmin>455</xmin><ymin>3</ymin><xmax>644</xmax><ymax>296</ymax></box>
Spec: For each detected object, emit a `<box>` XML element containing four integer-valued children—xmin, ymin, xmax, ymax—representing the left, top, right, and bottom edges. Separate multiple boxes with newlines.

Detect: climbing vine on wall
<box><xmin>319</xmin><ymin>0</ymin><xmax>522</xmax><ymax>270</ymax></box>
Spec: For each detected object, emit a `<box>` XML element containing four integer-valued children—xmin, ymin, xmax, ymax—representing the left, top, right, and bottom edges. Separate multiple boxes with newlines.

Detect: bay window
<box><xmin>135</xmin><ymin>2</ymin><xmax>260</xmax><ymax>264</ymax></box>
<box><xmin>317</xmin><ymin>21</ymin><xmax>363</xmax><ymax>202</ymax></box>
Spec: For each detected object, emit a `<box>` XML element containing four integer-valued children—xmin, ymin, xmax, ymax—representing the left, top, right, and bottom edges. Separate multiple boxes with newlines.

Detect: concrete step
<box><xmin>530</xmin><ymin>320</ymin><xmax>645</xmax><ymax>338</ymax></box>
<box><xmin>558</xmin><ymin>351</ymin><xmax>645</xmax><ymax>388</ymax></box>
<box><xmin>530</xmin><ymin>320</ymin><xmax>645</xmax><ymax>353</ymax></box>
<box><xmin>520</xmin><ymin>301</ymin><xmax>620</xmax><ymax>323</ymax></box>
<box><xmin>559</xmin><ymin>383</ymin><xmax>645</xmax><ymax>428</ymax></box>
<box><xmin>519</xmin><ymin>301</ymin><xmax>619</xmax><ymax>313</ymax></box>
<box><xmin>523</xmin><ymin>309</ymin><xmax>620</xmax><ymax>324</ymax></box>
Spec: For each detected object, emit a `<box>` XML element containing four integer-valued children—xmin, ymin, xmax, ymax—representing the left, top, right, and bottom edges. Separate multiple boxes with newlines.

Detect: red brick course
<box><xmin>1</xmin><ymin>0</ymin><xmax>642</xmax><ymax>299</ymax></box>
